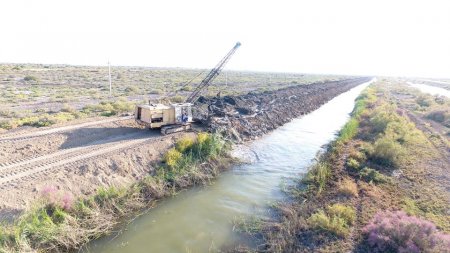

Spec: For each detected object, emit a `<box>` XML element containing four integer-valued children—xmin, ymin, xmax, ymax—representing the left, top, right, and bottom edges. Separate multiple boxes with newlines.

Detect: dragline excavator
<box><xmin>135</xmin><ymin>42</ymin><xmax>241</xmax><ymax>135</ymax></box>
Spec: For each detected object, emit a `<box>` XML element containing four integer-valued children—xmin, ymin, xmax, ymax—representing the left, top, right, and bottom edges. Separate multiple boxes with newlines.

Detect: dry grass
<box><xmin>338</xmin><ymin>178</ymin><xmax>358</xmax><ymax>197</ymax></box>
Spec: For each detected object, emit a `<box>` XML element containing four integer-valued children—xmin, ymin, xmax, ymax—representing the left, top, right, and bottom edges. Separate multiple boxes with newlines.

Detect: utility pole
<box><xmin>108</xmin><ymin>61</ymin><xmax>112</xmax><ymax>96</ymax></box>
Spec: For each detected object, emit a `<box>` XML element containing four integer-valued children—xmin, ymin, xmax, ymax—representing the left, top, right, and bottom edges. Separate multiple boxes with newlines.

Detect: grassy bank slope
<box><xmin>247</xmin><ymin>81</ymin><xmax>450</xmax><ymax>252</ymax></box>
<box><xmin>0</xmin><ymin>133</ymin><xmax>233</xmax><ymax>253</ymax></box>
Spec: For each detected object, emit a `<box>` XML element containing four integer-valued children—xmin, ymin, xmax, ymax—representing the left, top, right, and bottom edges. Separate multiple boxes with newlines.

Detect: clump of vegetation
<box><xmin>349</xmin><ymin>148</ymin><xmax>366</xmax><ymax>163</ymax></box>
<box><xmin>0</xmin><ymin>111</ymin><xmax>84</xmax><ymax>129</ymax></box>
<box><xmin>303</xmin><ymin>161</ymin><xmax>331</xmax><ymax>195</ymax></box>
<box><xmin>363</xmin><ymin>210</ymin><xmax>450</xmax><ymax>252</ymax></box>
<box><xmin>124</xmin><ymin>86</ymin><xmax>138</xmax><ymax>93</ymax></box>
<box><xmin>175</xmin><ymin>136</ymin><xmax>195</xmax><ymax>153</ymax></box>
<box><xmin>149</xmin><ymin>89</ymin><xmax>163</xmax><ymax>94</ymax></box>
<box><xmin>416</xmin><ymin>95</ymin><xmax>433</xmax><ymax>107</ymax></box>
<box><xmin>346</xmin><ymin>158</ymin><xmax>360</xmax><ymax>171</ymax></box>
<box><xmin>170</xmin><ymin>95</ymin><xmax>185</xmax><ymax>103</ymax></box>
<box><xmin>82</xmin><ymin>98</ymin><xmax>135</xmax><ymax>117</ymax></box>
<box><xmin>338</xmin><ymin>178</ymin><xmax>358</xmax><ymax>197</ymax></box>
<box><xmin>426</xmin><ymin>109</ymin><xmax>449</xmax><ymax>126</ymax></box>
<box><xmin>369</xmin><ymin>104</ymin><xmax>400</xmax><ymax>134</ymax></box>
<box><xmin>359</xmin><ymin>167</ymin><xmax>389</xmax><ymax>184</ymax></box>
<box><xmin>364</xmin><ymin>100</ymin><xmax>425</xmax><ymax>168</ymax></box>
<box><xmin>233</xmin><ymin>216</ymin><xmax>263</xmax><ymax>235</ymax></box>
<box><xmin>308</xmin><ymin>203</ymin><xmax>356</xmax><ymax>237</ymax></box>
<box><xmin>339</xmin><ymin>118</ymin><xmax>359</xmax><ymax>142</ymax></box>
<box><xmin>24</xmin><ymin>75</ymin><xmax>39</xmax><ymax>82</ymax></box>
<box><xmin>158</xmin><ymin>133</ymin><xmax>228</xmax><ymax>183</ymax></box>
<box><xmin>369</xmin><ymin>136</ymin><xmax>404</xmax><ymax>167</ymax></box>
<box><xmin>163</xmin><ymin>148</ymin><xmax>183</xmax><ymax>169</ymax></box>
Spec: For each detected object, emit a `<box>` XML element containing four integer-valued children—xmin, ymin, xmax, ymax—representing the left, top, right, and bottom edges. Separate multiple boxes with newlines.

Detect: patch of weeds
<box><xmin>163</xmin><ymin>148</ymin><xmax>183</xmax><ymax>169</ymax></box>
<box><xmin>24</xmin><ymin>75</ymin><xmax>39</xmax><ymax>82</ymax></box>
<box><xmin>303</xmin><ymin>162</ymin><xmax>331</xmax><ymax>195</ymax></box>
<box><xmin>233</xmin><ymin>216</ymin><xmax>263</xmax><ymax>235</ymax></box>
<box><xmin>346</xmin><ymin>158</ymin><xmax>360</xmax><ymax>171</ymax></box>
<box><xmin>359</xmin><ymin>167</ymin><xmax>389</xmax><ymax>184</ymax></box>
<box><xmin>416</xmin><ymin>95</ymin><xmax>433</xmax><ymax>107</ymax></box>
<box><xmin>370</xmin><ymin>136</ymin><xmax>404</xmax><ymax>167</ymax></box>
<box><xmin>94</xmin><ymin>187</ymin><xmax>124</xmax><ymax>206</ymax></box>
<box><xmin>308</xmin><ymin>204</ymin><xmax>356</xmax><ymax>237</ymax></box>
<box><xmin>338</xmin><ymin>178</ymin><xmax>358</xmax><ymax>197</ymax></box>
<box><xmin>338</xmin><ymin>118</ymin><xmax>359</xmax><ymax>142</ymax></box>
<box><xmin>175</xmin><ymin>136</ymin><xmax>195</xmax><ymax>153</ymax></box>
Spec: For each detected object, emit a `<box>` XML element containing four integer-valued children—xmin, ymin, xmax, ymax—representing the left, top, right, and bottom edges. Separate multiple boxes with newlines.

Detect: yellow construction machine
<box><xmin>135</xmin><ymin>42</ymin><xmax>241</xmax><ymax>135</ymax></box>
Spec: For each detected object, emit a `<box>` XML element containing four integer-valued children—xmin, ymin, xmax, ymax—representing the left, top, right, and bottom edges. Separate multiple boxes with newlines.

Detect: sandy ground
<box><xmin>0</xmin><ymin>116</ymin><xmax>194</xmax><ymax>221</ymax></box>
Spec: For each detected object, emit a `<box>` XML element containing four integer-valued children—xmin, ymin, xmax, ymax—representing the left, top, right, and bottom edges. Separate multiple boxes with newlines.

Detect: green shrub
<box><xmin>0</xmin><ymin>120</ymin><xmax>12</xmax><ymax>130</ymax></box>
<box><xmin>369</xmin><ymin>104</ymin><xmax>401</xmax><ymax>134</ymax></box>
<box><xmin>327</xmin><ymin>204</ymin><xmax>356</xmax><ymax>225</ymax></box>
<box><xmin>94</xmin><ymin>187</ymin><xmax>122</xmax><ymax>205</ymax></box>
<box><xmin>61</xmin><ymin>104</ymin><xmax>76</xmax><ymax>113</ymax></box>
<box><xmin>349</xmin><ymin>149</ymin><xmax>366</xmax><ymax>163</ymax></box>
<box><xmin>17</xmin><ymin>207</ymin><xmax>60</xmax><ymax>245</ymax></box>
<box><xmin>0</xmin><ymin>226</ymin><xmax>11</xmax><ymax>247</ymax></box>
<box><xmin>180</xmin><ymin>86</ymin><xmax>193</xmax><ymax>91</ymax></box>
<box><xmin>149</xmin><ymin>89</ymin><xmax>163</xmax><ymax>94</ymax></box>
<box><xmin>24</xmin><ymin>75</ymin><xmax>38</xmax><ymax>82</ymax></box>
<box><xmin>159</xmin><ymin>133</ymin><xmax>227</xmax><ymax>182</ymax></box>
<box><xmin>339</xmin><ymin>118</ymin><xmax>359</xmax><ymax>142</ymax></box>
<box><xmin>346</xmin><ymin>158</ymin><xmax>360</xmax><ymax>171</ymax></box>
<box><xmin>124</xmin><ymin>86</ymin><xmax>138</xmax><ymax>93</ymax></box>
<box><xmin>175</xmin><ymin>137</ymin><xmax>195</xmax><ymax>153</ymax></box>
<box><xmin>359</xmin><ymin>167</ymin><xmax>389</xmax><ymax>184</ymax></box>
<box><xmin>416</xmin><ymin>95</ymin><xmax>433</xmax><ymax>107</ymax></box>
<box><xmin>308</xmin><ymin>203</ymin><xmax>356</xmax><ymax>237</ymax></box>
<box><xmin>426</xmin><ymin>110</ymin><xmax>448</xmax><ymax>123</ymax></box>
<box><xmin>164</xmin><ymin>148</ymin><xmax>183</xmax><ymax>169</ymax></box>
<box><xmin>370</xmin><ymin>136</ymin><xmax>404</xmax><ymax>167</ymax></box>
<box><xmin>171</xmin><ymin>96</ymin><xmax>184</xmax><ymax>103</ymax></box>
<box><xmin>304</xmin><ymin>162</ymin><xmax>331</xmax><ymax>194</ymax></box>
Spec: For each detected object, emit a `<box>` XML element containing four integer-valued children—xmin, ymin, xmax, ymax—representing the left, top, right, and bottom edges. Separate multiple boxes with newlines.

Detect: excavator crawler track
<box><xmin>161</xmin><ymin>124</ymin><xmax>191</xmax><ymax>135</ymax></box>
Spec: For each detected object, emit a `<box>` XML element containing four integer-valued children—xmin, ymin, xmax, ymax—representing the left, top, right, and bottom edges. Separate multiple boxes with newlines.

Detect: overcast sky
<box><xmin>1</xmin><ymin>0</ymin><xmax>449</xmax><ymax>78</ymax></box>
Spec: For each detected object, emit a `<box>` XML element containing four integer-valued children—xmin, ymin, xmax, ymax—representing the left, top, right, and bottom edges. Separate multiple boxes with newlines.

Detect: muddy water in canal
<box><xmin>86</xmin><ymin>79</ymin><xmax>374</xmax><ymax>253</ymax></box>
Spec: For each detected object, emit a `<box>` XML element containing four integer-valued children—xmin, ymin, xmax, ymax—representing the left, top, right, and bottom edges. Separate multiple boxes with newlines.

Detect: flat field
<box><xmin>0</xmin><ymin>63</ymin><xmax>345</xmax><ymax>130</ymax></box>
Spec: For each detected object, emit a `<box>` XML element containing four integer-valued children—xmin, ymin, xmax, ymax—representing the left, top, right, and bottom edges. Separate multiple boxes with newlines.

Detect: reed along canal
<box><xmin>85</xmin><ymin>79</ymin><xmax>375</xmax><ymax>252</ymax></box>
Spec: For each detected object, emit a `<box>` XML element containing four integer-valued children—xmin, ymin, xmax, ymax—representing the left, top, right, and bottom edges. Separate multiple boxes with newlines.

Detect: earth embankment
<box><xmin>196</xmin><ymin>77</ymin><xmax>371</xmax><ymax>141</ymax></box>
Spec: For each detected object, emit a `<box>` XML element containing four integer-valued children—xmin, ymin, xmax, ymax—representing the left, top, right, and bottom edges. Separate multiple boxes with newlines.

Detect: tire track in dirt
<box><xmin>0</xmin><ymin>116</ymin><xmax>134</xmax><ymax>143</ymax></box>
<box><xmin>0</xmin><ymin>131</ymin><xmax>162</xmax><ymax>188</ymax></box>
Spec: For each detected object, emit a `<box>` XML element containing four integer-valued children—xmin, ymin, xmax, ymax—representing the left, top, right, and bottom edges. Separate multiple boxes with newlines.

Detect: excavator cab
<box><xmin>135</xmin><ymin>103</ymin><xmax>193</xmax><ymax>135</ymax></box>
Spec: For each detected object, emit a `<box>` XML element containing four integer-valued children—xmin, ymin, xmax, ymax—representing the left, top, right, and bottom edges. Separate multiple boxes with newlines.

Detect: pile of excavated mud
<box><xmin>194</xmin><ymin>77</ymin><xmax>371</xmax><ymax>141</ymax></box>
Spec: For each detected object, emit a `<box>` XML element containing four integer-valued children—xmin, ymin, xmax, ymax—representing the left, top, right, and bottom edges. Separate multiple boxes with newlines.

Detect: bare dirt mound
<box><xmin>195</xmin><ymin>77</ymin><xmax>371</xmax><ymax>141</ymax></box>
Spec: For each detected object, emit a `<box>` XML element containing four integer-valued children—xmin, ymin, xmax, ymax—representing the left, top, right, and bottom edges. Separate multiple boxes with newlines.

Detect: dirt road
<box><xmin>0</xmin><ymin>116</ymin><xmax>183</xmax><ymax>221</ymax></box>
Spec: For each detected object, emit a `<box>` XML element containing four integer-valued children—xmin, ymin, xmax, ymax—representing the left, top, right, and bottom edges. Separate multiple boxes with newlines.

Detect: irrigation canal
<box><xmin>85</xmin><ymin>79</ymin><xmax>375</xmax><ymax>252</ymax></box>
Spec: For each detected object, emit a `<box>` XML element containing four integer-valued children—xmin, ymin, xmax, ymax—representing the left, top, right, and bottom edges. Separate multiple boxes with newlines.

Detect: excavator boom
<box><xmin>185</xmin><ymin>42</ymin><xmax>241</xmax><ymax>103</ymax></box>
<box><xmin>135</xmin><ymin>42</ymin><xmax>241</xmax><ymax>135</ymax></box>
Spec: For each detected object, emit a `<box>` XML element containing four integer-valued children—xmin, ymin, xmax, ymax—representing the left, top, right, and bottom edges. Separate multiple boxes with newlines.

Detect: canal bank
<box><xmin>85</xmin><ymin>79</ymin><xmax>375</xmax><ymax>252</ymax></box>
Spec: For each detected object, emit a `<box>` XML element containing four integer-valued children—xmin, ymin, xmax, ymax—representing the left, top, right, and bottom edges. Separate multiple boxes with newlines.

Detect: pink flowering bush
<box><xmin>41</xmin><ymin>185</ymin><xmax>73</xmax><ymax>211</ymax></box>
<box><xmin>363</xmin><ymin>210</ymin><xmax>450</xmax><ymax>253</ymax></box>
